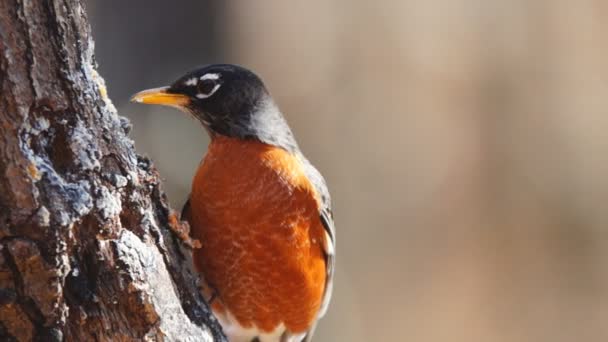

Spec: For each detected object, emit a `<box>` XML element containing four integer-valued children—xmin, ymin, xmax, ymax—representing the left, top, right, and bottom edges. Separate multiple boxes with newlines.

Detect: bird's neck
<box><xmin>214</xmin><ymin>98</ymin><xmax>299</xmax><ymax>153</ymax></box>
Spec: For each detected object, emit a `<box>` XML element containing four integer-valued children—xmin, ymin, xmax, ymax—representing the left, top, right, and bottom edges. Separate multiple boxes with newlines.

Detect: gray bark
<box><xmin>0</xmin><ymin>1</ymin><xmax>225</xmax><ymax>341</ymax></box>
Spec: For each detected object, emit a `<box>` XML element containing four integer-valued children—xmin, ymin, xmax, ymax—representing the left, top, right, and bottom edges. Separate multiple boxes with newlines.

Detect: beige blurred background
<box><xmin>87</xmin><ymin>1</ymin><xmax>608</xmax><ymax>341</ymax></box>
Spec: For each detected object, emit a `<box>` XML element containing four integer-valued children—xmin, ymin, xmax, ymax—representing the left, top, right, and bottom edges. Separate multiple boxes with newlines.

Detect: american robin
<box><xmin>131</xmin><ymin>64</ymin><xmax>335</xmax><ymax>342</ymax></box>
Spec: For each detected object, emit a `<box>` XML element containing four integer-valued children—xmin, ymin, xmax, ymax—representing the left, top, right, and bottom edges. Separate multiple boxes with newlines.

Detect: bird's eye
<box><xmin>195</xmin><ymin>73</ymin><xmax>222</xmax><ymax>99</ymax></box>
<box><xmin>198</xmin><ymin>79</ymin><xmax>215</xmax><ymax>94</ymax></box>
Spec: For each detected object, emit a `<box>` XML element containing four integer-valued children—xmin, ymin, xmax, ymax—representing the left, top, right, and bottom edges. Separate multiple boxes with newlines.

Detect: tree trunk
<box><xmin>0</xmin><ymin>1</ymin><xmax>225</xmax><ymax>341</ymax></box>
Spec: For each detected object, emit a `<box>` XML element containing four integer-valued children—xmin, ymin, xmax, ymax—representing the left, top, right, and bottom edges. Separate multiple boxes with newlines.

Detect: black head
<box><xmin>131</xmin><ymin>64</ymin><xmax>298</xmax><ymax>152</ymax></box>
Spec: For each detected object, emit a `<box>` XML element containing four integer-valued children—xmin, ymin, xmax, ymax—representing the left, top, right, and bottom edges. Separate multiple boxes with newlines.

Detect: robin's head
<box><xmin>131</xmin><ymin>64</ymin><xmax>297</xmax><ymax>151</ymax></box>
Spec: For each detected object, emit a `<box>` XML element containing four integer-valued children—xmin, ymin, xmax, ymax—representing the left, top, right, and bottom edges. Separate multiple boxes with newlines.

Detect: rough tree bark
<box><xmin>0</xmin><ymin>1</ymin><xmax>225</xmax><ymax>341</ymax></box>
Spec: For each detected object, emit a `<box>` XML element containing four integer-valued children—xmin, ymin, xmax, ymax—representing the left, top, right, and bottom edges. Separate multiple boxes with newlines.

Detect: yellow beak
<box><xmin>130</xmin><ymin>87</ymin><xmax>190</xmax><ymax>107</ymax></box>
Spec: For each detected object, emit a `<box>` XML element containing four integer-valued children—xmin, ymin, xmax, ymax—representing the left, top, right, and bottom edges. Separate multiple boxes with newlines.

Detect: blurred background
<box><xmin>86</xmin><ymin>1</ymin><xmax>608</xmax><ymax>341</ymax></box>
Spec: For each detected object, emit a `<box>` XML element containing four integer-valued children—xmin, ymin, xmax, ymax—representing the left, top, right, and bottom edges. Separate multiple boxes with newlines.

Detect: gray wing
<box><xmin>318</xmin><ymin>207</ymin><xmax>335</xmax><ymax>317</ymax></box>
<box><xmin>300</xmin><ymin>156</ymin><xmax>335</xmax><ymax>342</ymax></box>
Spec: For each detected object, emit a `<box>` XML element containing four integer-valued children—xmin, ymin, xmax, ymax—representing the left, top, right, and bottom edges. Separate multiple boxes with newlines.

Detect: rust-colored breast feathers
<box><xmin>188</xmin><ymin>136</ymin><xmax>327</xmax><ymax>333</ymax></box>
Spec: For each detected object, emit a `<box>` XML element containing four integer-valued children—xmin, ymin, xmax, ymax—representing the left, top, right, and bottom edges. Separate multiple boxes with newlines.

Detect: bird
<box><xmin>131</xmin><ymin>64</ymin><xmax>335</xmax><ymax>342</ymax></box>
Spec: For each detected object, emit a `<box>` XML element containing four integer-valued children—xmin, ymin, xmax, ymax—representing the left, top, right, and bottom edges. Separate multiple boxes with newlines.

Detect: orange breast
<box><xmin>189</xmin><ymin>136</ymin><xmax>327</xmax><ymax>333</ymax></box>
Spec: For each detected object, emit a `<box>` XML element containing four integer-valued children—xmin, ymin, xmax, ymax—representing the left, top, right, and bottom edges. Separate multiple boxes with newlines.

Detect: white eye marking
<box><xmin>195</xmin><ymin>83</ymin><xmax>221</xmax><ymax>99</ymax></box>
<box><xmin>200</xmin><ymin>73</ymin><xmax>220</xmax><ymax>81</ymax></box>
<box><xmin>184</xmin><ymin>77</ymin><xmax>198</xmax><ymax>86</ymax></box>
